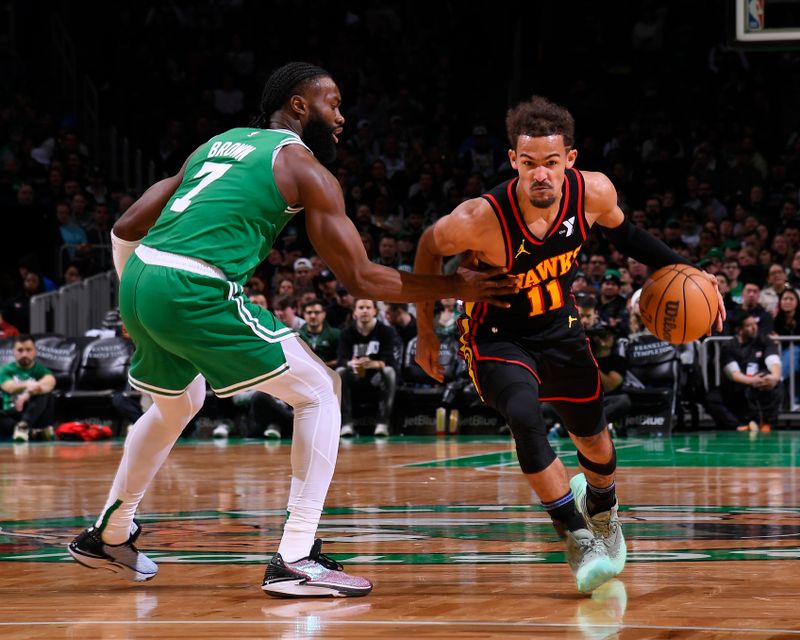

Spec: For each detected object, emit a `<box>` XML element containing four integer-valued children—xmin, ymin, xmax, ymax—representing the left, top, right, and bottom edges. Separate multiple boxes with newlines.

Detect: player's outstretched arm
<box><xmin>286</xmin><ymin>147</ymin><xmax>516</xmax><ymax>304</ymax></box>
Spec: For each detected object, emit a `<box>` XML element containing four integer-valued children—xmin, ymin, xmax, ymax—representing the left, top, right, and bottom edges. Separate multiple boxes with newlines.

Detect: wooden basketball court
<box><xmin>1</xmin><ymin>432</ymin><xmax>799</xmax><ymax>638</ymax></box>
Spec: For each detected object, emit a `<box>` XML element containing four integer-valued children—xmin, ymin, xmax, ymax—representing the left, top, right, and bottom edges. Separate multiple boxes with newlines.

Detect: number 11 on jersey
<box><xmin>526</xmin><ymin>279</ymin><xmax>565</xmax><ymax>316</ymax></box>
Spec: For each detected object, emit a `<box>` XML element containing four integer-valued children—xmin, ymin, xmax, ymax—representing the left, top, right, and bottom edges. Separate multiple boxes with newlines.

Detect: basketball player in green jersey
<box><xmin>413</xmin><ymin>96</ymin><xmax>725</xmax><ymax>593</ymax></box>
<box><xmin>67</xmin><ymin>62</ymin><xmax>517</xmax><ymax>598</ymax></box>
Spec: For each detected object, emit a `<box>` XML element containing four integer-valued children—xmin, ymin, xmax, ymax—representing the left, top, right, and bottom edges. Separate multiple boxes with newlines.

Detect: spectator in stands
<box><xmin>458</xmin><ymin>125</ymin><xmax>505</xmax><ymax>182</ymax></box>
<box><xmin>760</xmin><ymin>263</ymin><xmax>789</xmax><ymax>315</ymax></box>
<box><xmin>706</xmin><ymin>311</ymin><xmax>782</xmax><ymax>433</ymax></box>
<box><xmin>337</xmin><ymin>298</ymin><xmax>398</xmax><ymax>438</ymax></box>
<box><xmin>272</xmin><ymin>295</ymin><xmax>305</xmax><ymax>332</ymax></box>
<box><xmin>402</xmin><ymin>209</ymin><xmax>426</xmax><ymax>245</ymax></box>
<box><xmin>292</xmin><ymin>257</ymin><xmax>315</xmax><ymax>297</ymax></box>
<box><xmin>597</xmin><ymin>270</ymin><xmax>628</xmax><ymax>331</ymax></box>
<box><xmin>70</xmin><ymin>192</ymin><xmax>91</xmax><ymax>229</ymax></box>
<box><xmin>626</xmin><ymin>257</ymin><xmax>649</xmax><ymax>290</ymax></box>
<box><xmin>396</xmin><ymin>231</ymin><xmax>416</xmax><ymax>268</ymax></box>
<box><xmin>726</xmin><ymin>280</ymin><xmax>774</xmax><ymax>336</ymax></box>
<box><xmin>275</xmin><ymin>277</ymin><xmax>295</xmax><ymax>299</ymax></box>
<box><xmin>85</xmin><ymin>203</ymin><xmax>113</xmax><ymax>271</ymax></box>
<box><xmin>313</xmin><ymin>268</ymin><xmax>338</xmax><ymax>305</ymax></box>
<box><xmin>62</xmin><ymin>262</ymin><xmax>83</xmax><ymax>286</ymax></box>
<box><xmin>298</xmin><ymin>299</ymin><xmax>340</xmax><ymax>368</ymax></box>
<box><xmin>547</xmin><ymin>294</ymin><xmax>630</xmax><ymax>437</ymax></box>
<box><xmin>788</xmin><ymin>250</ymin><xmax>800</xmax><ymax>289</ymax></box>
<box><xmin>737</xmin><ymin>246</ymin><xmax>762</xmax><ymax>284</ymax></box>
<box><xmin>373</xmin><ymin>233</ymin><xmax>400</xmax><ymax>268</ymax></box>
<box><xmin>698</xmin><ymin>247</ymin><xmax>724</xmax><ymax>275</ymax></box>
<box><xmin>3</xmin><ymin>270</ymin><xmax>45</xmax><ymax>333</ymax></box>
<box><xmin>55</xmin><ymin>202</ymin><xmax>89</xmax><ymax>263</ymax></box>
<box><xmin>384</xmin><ymin>302</ymin><xmax>417</xmax><ymax>346</ymax></box>
<box><xmin>662</xmin><ymin>218</ymin><xmax>683</xmax><ymax>249</ymax></box>
<box><xmin>772</xmin><ymin>287</ymin><xmax>800</xmax><ymax>410</ymax></box>
<box><xmin>783</xmin><ymin>224</ymin><xmax>800</xmax><ymax>257</ymax></box>
<box><xmin>407</xmin><ymin>170</ymin><xmax>441</xmax><ymax>218</ymax></box>
<box><xmin>714</xmin><ymin>272</ymin><xmax>736</xmax><ymax>321</ymax></box>
<box><xmin>325</xmin><ymin>286</ymin><xmax>354</xmax><ymax>330</ymax></box>
<box><xmin>587</xmin><ymin>320</ymin><xmax>632</xmax><ymax>435</ymax></box>
<box><xmin>586</xmin><ymin>253</ymin><xmax>607</xmax><ymax>290</ymax></box>
<box><xmin>617</xmin><ymin>267</ymin><xmax>634</xmax><ymax>298</ymax></box>
<box><xmin>722</xmin><ymin>258</ymin><xmax>744</xmax><ymax>304</ymax></box>
<box><xmin>572</xmin><ymin>270</ymin><xmax>590</xmax><ymax>294</ymax></box>
<box><xmin>0</xmin><ymin>334</ymin><xmax>56</xmax><ymax>442</ymax></box>
<box><xmin>249</xmin><ymin>292</ymin><xmax>269</xmax><ymax>309</ymax></box>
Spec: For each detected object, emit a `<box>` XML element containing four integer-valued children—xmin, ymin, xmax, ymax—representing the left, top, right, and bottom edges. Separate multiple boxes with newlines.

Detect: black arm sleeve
<box><xmin>601</xmin><ymin>218</ymin><xmax>693</xmax><ymax>270</ymax></box>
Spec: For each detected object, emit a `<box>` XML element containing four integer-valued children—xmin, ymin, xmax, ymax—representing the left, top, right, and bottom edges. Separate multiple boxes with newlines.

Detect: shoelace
<box><xmin>577</xmin><ymin>535</ymin><xmax>607</xmax><ymax>555</ymax></box>
<box><xmin>312</xmin><ymin>549</ymin><xmax>344</xmax><ymax>571</ymax></box>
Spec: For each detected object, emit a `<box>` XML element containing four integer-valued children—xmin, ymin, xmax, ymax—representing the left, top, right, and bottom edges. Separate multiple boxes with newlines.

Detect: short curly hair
<box><xmin>505</xmin><ymin>95</ymin><xmax>575</xmax><ymax>149</ymax></box>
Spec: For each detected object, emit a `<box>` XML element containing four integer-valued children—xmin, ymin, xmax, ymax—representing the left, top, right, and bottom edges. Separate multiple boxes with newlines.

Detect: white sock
<box><xmin>257</xmin><ymin>338</ymin><xmax>340</xmax><ymax>563</ymax></box>
<box><xmin>96</xmin><ymin>376</ymin><xmax>205</xmax><ymax>545</ymax></box>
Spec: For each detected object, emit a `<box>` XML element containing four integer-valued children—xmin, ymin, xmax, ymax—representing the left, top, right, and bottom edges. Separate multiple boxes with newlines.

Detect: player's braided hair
<box><xmin>505</xmin><ymin>95</ymin><xmax>575</xmax><ymax>148</ymax></box>
<box><xmin>251</xmin><ymin>62</ymin><xmax>330</xmax><ymax>128</ymax></box>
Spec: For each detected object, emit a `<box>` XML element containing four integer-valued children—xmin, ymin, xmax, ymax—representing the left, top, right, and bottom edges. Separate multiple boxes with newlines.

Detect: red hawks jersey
<box><xmin>460</xmin><ymin>168</ymin><xmax>589</xmax><ymax>341</ymax></box>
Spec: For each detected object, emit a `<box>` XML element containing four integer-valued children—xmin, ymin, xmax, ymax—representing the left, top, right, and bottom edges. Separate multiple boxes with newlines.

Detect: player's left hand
<box><xmin>415</xmin><ymin>331</ymin><xmax>444</xmax><ymax>382</ymax></box>
<box><xmin>698</xmin><ymin>270</ymin><xmax>725</xmax><ymax>334</ymax></box>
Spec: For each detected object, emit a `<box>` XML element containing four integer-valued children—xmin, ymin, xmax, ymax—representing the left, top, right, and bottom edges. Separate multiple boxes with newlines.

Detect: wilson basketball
<box><xmin>638</xmin><ymin>264</ymin><xmax>719</xmax><ymax>344</ymax></box>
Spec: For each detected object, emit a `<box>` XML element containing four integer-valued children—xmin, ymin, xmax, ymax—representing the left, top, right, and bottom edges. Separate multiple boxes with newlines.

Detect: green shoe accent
<box><xmin>570</xmin><ymin>473</ymin><xmax>627</xmax><ymax>577</ymax></box>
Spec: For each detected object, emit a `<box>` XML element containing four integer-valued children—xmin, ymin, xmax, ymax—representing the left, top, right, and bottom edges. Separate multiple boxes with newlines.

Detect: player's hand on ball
<box><xmin>698</xmin><ymin>270</ymin><xmax>726</xmax><ymax>334</ymax></box>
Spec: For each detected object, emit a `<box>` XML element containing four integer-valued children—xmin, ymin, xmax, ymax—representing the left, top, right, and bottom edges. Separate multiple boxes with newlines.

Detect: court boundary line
<box><xmin>0</xmin><ymin>620</ymin><xmax>798</xmax><ymax>634</ymax></box>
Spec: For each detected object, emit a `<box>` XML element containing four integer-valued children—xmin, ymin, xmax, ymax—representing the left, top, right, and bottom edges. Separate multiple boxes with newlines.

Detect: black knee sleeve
<box><xmin>494</xmin><ymin>381</ymin><xmax>556</xmax><ymax>474</ymax></box>
<box><xmin>576</xmin><ymin>445</ymin><xmax>617</xmax><ymax>476</ymax></box>
<box><xmin>550</xmin><ymin>397</ymin><xmax>606</xmax><ymax>437</ymax></box>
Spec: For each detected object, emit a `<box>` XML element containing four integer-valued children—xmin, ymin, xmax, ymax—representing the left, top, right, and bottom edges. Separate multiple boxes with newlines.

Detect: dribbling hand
<box><xmin>698</xmin><ymin>270</ymin><xmax>726</xmax><ymax>334</ymax></box>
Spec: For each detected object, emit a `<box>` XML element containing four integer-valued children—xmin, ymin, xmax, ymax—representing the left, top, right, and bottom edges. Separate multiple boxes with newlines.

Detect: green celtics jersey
<box><xmin>0</xmin><ymin>361</ymin><xmax>53</xmax><ymax>410</ymax></box>
<box><xmin>143</xmin><ymin>128</ymin><xmax>308</xmax><ymax>285</ymax></box>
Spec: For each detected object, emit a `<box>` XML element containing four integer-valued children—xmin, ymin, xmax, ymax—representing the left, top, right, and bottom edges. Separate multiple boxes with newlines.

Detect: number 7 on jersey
<box><xmin>170</xmin><ymin>162</ymin><xmax>232</xmax><ymax>213</ymax></box>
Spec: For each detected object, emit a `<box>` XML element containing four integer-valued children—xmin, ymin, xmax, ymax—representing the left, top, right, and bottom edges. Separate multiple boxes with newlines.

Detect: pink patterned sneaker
<box><xmin>262</xmin><ymin>539</ymin><xmax>373</xmax><ymax>598</ymax></box>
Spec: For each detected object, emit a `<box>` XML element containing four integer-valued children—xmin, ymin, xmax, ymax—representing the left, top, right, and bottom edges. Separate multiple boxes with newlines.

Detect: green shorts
<box><xmin>120</xmin><ymin>251</ymin><xmax>293</xmax><ymax>397</ymax></box>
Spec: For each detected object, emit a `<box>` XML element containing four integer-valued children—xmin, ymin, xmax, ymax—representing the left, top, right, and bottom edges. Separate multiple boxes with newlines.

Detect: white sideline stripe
<box><xmin>0</xmin><ymin>621</ymin><xmax>797</xmax><ymax>634</ymax></box>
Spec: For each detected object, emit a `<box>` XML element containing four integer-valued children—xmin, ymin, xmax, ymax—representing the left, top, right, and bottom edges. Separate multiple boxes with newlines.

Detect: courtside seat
<box><xmin>621</xmin><ymin>334</ymin><xmax>680</xmax><ymax>436</ymax></box>
<box><xmin>0</xmin><ymin>338</ymin><xmax>15</xmax><ymax>366</ymax></box>
<box><xmin>35</xmin><ymin>336</ymin><xmax>98</xmax><ymax>393</ymax></box>
<box><xmin>65</xmin><ymin>336</ymin><xmax>134</xmax><ymax>398</ymax></box>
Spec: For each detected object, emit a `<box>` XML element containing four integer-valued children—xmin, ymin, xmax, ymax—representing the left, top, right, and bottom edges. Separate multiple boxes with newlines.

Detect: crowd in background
<box><xmin>1</xmin><ymin>1</ymin><xmax>799</xmax><ymax>432</ymax></box>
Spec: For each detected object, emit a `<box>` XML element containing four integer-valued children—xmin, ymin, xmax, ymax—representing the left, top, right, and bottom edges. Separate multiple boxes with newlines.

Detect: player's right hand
<box><xmin>454</xmin><ymin>253</ymin><xmax>519</xmax><ymax>307</ymax></box>
<box><xmin>415</xmin><ymin>332</ymin><xmax>444</xmax><ymax>382</ymax></box>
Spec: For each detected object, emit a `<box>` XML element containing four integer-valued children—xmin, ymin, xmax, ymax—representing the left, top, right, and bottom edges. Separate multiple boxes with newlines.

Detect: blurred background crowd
<box><xmin>1</xmin><ymin>0</ymin><xmax>799</xmax><ymax>436</ymax></box>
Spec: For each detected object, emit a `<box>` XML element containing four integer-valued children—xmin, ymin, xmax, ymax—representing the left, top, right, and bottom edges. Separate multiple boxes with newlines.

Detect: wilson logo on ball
<box><xmin>638</xmin><ymin>264</ymin><xmax>719</xmax><ymax>344</ymax></box>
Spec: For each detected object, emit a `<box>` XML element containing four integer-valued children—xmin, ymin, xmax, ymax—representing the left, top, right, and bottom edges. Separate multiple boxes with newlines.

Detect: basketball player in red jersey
<box><xmin>414</xmin><ymin>96</ymin><xmax>724</xmax><ymax>594</ymax></box>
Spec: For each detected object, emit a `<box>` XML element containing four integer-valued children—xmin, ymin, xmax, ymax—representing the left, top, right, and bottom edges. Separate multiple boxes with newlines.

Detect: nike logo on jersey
<box><xmin>247</xmin><ymin>132</ymin><xmax>260</xmax><ymax>137</ymax></box>
<box><xmin>558</xmin><ymin>216</ymin><xmax>576</xmax><ymax>237</ymax></box>
<box><xmin>515</xmin><ymin>240</ymin><xmax>531</xmax><ymax>259</ymax></box>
